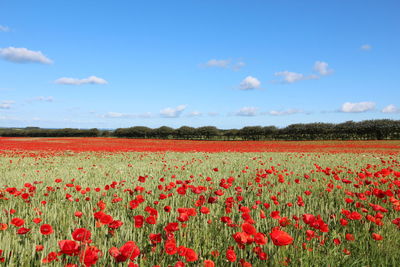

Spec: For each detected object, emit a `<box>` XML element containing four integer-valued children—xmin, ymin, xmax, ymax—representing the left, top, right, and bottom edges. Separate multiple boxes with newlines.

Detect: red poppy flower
<box><xmin>42</xmin><ymin>251</ymin><xmax>58</xmax><ymax>263</ymax></box>
<box><xmin>109</xmin><ymin>241</ymin><xmax>140</xmax><ymax>262</ymax></box>
<box><xmin>184</xmin><ymin>248</ymin><xmax>198</xmax><ymax>262</ymax></box>
<box><xmin>349</xmin><ymin>212</ymin><xmax>362</xmax><ymax>220</ymax></box>
<box><xmin>149</xmin><ymin>233</ymin><xmax>162</xmax><ymax>244</ymax></box>
<box><xmin>11</xmin><ymin>218</ymin><xmax>24</xmax><ymax>227</ymax></box>
<box><xmin>108</xmin><ymin>220</ymin><xmax>123</xmax><ymax>229</ymax></box>
<box><xmin>164</xmin><ymin>240</ymin><xmax>177</xmax><ymax>255</ymax></box>
<box><xmin>40</xmin><ymin>224</ymin><xmax>54</xmax><ymax>235</ymax></box>
<box><xmin>72</xmin><ymin>228</ymin><xmax>91</xmax><ymax>242</ymax></box>
<box><xmin>58</xmin><ymin>240</ymin><xmax>80</xmax><ymax>255</ymax></box>
<box><xmin>240</xmin><ymin>259</ymin><xmax>253</xmax><ymax>266</ymax></box>
<box><xmin>79</xmin><ymin>246</ymin><xmax>101</xmax><ymax>266</ymax></box>
<box><xmin>177</xmin><ymin>213</ymin><xmax>189</xmax><ymax>222</ymax></box>
<box><xmin>269</xmin><ymin>229</ymin><xmax>293</xmax><ymax>246</ymax></box>
<box><xmin>99</xmin><ymin>214</ymin><xmax>113</xmax><ymax>224</ymax></box>
<box><xmin>204</xmin><ymin>259</ymin><xmax>215</xmax><ymax>267</ymax></box>
<box><xmin>270</xmin><ymin>211</ymin><xmax>280</xmax><ymax>219</ymax></box>
<box><xmin>177</xmin><ymin>187</ymin><xmax>186</xmax><ymax>195</ymax></box>
<box><xmin>241</xmin><ymin>223</ymin><xmax>257</xmax><ymax>235</ymax></box>
<box><xmin>0</xmin><ymin>223</ymin><xmax>7</xmax><ymax>231</ymax></box>
<box><xmin>302</xmin><ymin>214</ymin><xmax>315</xmax><ymax>225</ymax></box>
<box><xmin>33</xmin><ymin>218</ymin><xmax>42</xmax><ymax>224</ymax></box>
<box><xmin>233</xmin><ymin>232</ymin><xmax>250</xmax><ymax>245</ymax></box>
<box><xmin>226</xmin><ymin>248</ymin><xmax>237</xmax><ymax>262</ymax></box>
<box><xmin>134</xmin><ymin>215</ymin><xmax>144</xmax><ymax>228</ymax></box>
<box><xmin>17</xmin><ymin>227</ymin><xmax>31</xmax><ymax>235</ymax></box>
<box><xmin>164</xmin><ymin>222</ymin><xmax>179</xmax><ymax>233</ymax></box>
<box><xmin>254</xmin><ymin>232</ymin><xmax>267</xmax><ymax>245</ymax></box>
<box><xmin>146</xmin><ymin>216</ymin><xmax>157</xmax><ymax>225</ymax></box>
<box><xmin>371</xmin><ymin>233</ymin><xmax>383</xmax><ymax>241</ymax></box>
<box><xmin>345</xmin><ymin>233</ymin><xmax>355</xmax><ymax>241</ymax></box>
<box><xmin>200</xmin><ymin>206</ymin><xmax>210</xmax><ymax>214</ymax></box>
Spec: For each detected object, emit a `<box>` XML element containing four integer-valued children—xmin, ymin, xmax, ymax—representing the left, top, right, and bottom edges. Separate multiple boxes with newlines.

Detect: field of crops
<box><xmin>1</xmin><ymin>138</ymin><xmax>400</xmax><ymax>266</ymax></box>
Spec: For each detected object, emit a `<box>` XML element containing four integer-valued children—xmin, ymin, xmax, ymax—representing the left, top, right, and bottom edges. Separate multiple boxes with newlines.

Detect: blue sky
<box><xmin>1</xmin><ymin>0</ymin><xmax>399</xmax><ymax>129</ymax></box>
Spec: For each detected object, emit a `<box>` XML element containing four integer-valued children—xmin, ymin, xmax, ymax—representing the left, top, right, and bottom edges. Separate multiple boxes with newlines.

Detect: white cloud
<box><xmin>103</xmin><ymin>112</ymin><xmax>153</xmax><ymax>119</ymax></box>
<box><xmin>382</xmin><ymin>104</ymin><xmax>400</xmax><ymax>113</ymax></box>
<box><xmin>187</xmin><ymin>111</ymin><xmax>202</xmax><ymax>117</ymax></box>
<box><xmin>202</xmin><ymin>59</ymin><xmax>245</xmax><ymax>71</ymax></box>
<box><xmin>104</xmin><ymin>112</ymin><xmax>129</xmax><ymax>118</ymax></box>
<box><xmin>275</xmin><ymin>71</ymin><xmax>305</xmax><ymax>83</ymax></box>
<box><xmin>236</xmin><ymin>107</ymin><xmax>258</xmax><ymax>116</ymax></box>
<box><xmin>340</xmin><ymin>102</ymin><xmax>376</xmax><ymax>113</ymax></box>
<box><xmin>232</xmin><ymin>61</ymin><xmax>246</xmax><ymax>71</ymax></box>
<box><xmin>0</xmin><ymin>47</ymin><xmax>53</xmax><ymax>64</ymax></box>
<box><xmin>268</xmin><ymin>109</ymin><xmax>302</xmax><ymax>116</ymax></box>
<box><xmin>55</xmin><ymin>76</ymin><xmax>108</xmax><ymax>85</ymax></box>
<box><xmin>0</xmin><ymin>100</ymin><xmax>15</xmax><ymax>109</ymax></box>
<box><xmin>207</xmin><ymin>112</ymin><xmax>219</xmax><ymax>117</ymax></box>
<box><xmin>239</xmin><ymin>76</ymin><xmax>261</xmax><ymax>90</ymax></box>
<box><xmin>0</xmin><ymin>25</ymin><xmax>10</xmax><ymax>32</ymax></box>
<box><xmin>0</xmin><ymin>104</ymin><xmax>11</xmax><ymax>109</ymax></box>
<box><xmin>275</xmin><ymin>61</ymin><xmax>332</xmax><ymax>84</ymax></box>
<box><xmin>361</xmin><ymin>44</ymin><xmax>372</xmax><ymax>51</ymax></box>
<box><xmin>160</xmin><ymin>104</ymin><xmax>187</xmax><ymax>118</ymax></box>
<box><xmin>313</xmin><ymin>61</ymin><xmax>333</xmax><ymax>76</ymax></box>
<box><xmin>33</xmin><ymin>96</ymin><xmax>54</xmax><ymax>102</ymax></box>
<box><xmin>205</xmin><ymin>59</ymin><xmax>231</xmax><ymax>68</ymax></box>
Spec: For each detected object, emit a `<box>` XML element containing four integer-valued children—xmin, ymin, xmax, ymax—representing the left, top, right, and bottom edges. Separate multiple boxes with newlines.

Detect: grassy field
<box><xmin>1</xmin><ymin>149</ymin><xmax>400</xmax><ymax>266</ymax></box>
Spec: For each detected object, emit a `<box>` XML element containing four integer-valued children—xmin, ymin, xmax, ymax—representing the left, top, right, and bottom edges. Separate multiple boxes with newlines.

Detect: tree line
<box><xmin>1</xmin><ymin>120</ymin><xmax>400</xmax><ymax>140</ymax></box>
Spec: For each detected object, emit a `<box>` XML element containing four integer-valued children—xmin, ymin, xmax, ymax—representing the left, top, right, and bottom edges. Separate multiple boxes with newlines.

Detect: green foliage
<box><xmin>1</xmin><ymin>119</ymin><xmax>400</xmax><ymax>140</ymax></box>
<box><xmin>0</xmin><ymin>151</ymin><xmax>399</xmax><ymax>266</ymax></box>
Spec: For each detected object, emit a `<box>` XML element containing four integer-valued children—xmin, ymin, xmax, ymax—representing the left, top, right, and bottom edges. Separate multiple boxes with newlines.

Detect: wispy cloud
<box><xmin>160</xmin><ymin>104</ymin><xmax>187</xmax><ymax>118</ymax></box>
<box><xmin>204</xmin><ymin>59</ymin><xmax>231</xmax><ymax>68</ymax></box>
<box><xmin>267</xmin><ymin>109</ymin><xmax>303</xmax><ymax>116</ymax></box>
<box><xmin>187</xmin><ymin>111</ymin><xmax>202</xmax><ymax>117</ymax></box>
<box><xmin>361</xmin><ymin>44</ymin><xmax>372</xmax><ymax>51</ymax></box>
<box><xmin>0</xmin><ymin>47</ymin><xmax>53</xmax><ymax>64</ymax></box>
<box><xmin>382</xmin><ymin>104</ymin><xmax>399</xmax><ymax>113</ymax></box>
<box><xmin>202</xmin><ymin>59</ymin><xmax>245</xmax><ymax>71</ymax></box>
<box><xmin>340</xmin><ymin>102</ymin><xmax>376</xmax><ymax>113</ymax></box>
<box><xmin>239</xmin><ymin>76</ymin><xmax>261</xmax><ymax>90</ymax></box>
<box><xmin>274</xmin><ymin>71</ymin><xmax>318</xmax><ymax>83</ymax></box>
<box><xmin>314</xmin><ymin>61</ymin><xmax>333</xmax><ymax>76</ymax></box>
<box><xmin>0</xmin><ymin>25</ymin><xmax>10</xmax><ymax>32</ymax></box>
<box><xmin>30</xmin><ymin>96</ymin><xmax>54</xmax><ymax>102</ymax></box>
<box><xmin>55</xmin><ymin>76</ymin><xmax>108</xmax><ymax>85</ymax></box>
<box><xmin>236</xmin><ymin>107</ymin><xmax>258</xmax><ymax>116</ymax></box>
<box><xmin>207</xmin><ymin>112</ymin><xmax>219</xmax><ymax>117</ymax></box>
<box><xmin>0</xmin><ymin>100</ymin><xmax>15</xmax><ymax>109</ymax></box>
<box><xmin>232</xmin><ymin>61</ymin><xmax>246</xmax><ymax>71</ymax></box>
<box><xmin>275</xmin><ymin>61</ymin><xmax>332</xmax><ymax>84</ymax></box>
<box><xmin>103</xmin><ymin>112</ymin><xmax>153</xmax><ymax>119</ymax></box>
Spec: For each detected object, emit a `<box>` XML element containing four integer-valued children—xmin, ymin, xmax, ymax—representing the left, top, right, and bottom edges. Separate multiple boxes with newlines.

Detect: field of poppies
<box><xmin>1</xmin><ymin>138</ymin><xmax>400</xmax><ymax>266</ymax></box>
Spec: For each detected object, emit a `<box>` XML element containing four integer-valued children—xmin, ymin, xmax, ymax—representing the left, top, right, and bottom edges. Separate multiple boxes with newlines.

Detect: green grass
<box><xmin>0</xmin><ymin>151</ymin><xmax>399</xmax><ymax>266</ymax></box>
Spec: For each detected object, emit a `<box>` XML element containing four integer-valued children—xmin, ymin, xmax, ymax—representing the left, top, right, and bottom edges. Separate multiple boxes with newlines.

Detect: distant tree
<box><xmin>263</xmin><ymin>126</ymin><xmax>278</xmax><ymax>140</ymax></box>
<box><xmin>176</xmin><ymin>126</ymin><xmax>196</xmax><ymax>139</ymax></box>
<box><xmin>196</xmin><ymin>126</ymin><xmax>220</xmax><ymax>139</ymax></box>
<box><xmin>238</xmin><ymin>126</ymin><xmax>264</xmax><ymax>140</ymax></box>
<box><xmin>101</xmin><ymin>130</ymin><xmax>111</xmax><ymax>137</ymax></box>
<box><xmin>334</xmin><ymin>121</ymin><xmax>357</xmax><ymax>140</ymax></box>
<box><xmin>2</xmin><ymin>120</ymin><xmax>400</xmax><ymax>140</ymax></box>
<box><xmin>223</xmin><ymin>129</ymin><xmax>239</xmax><ymax>140</ymax></box>
<box><xmin>154</xmin><ymin>126</ymin><xmax>175</xmax><ymax>139</ymax></box>
<box><xmin>113</xmin><ymin>126</ymin><xmax>152</xmax><ymax>138</ymax></box>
